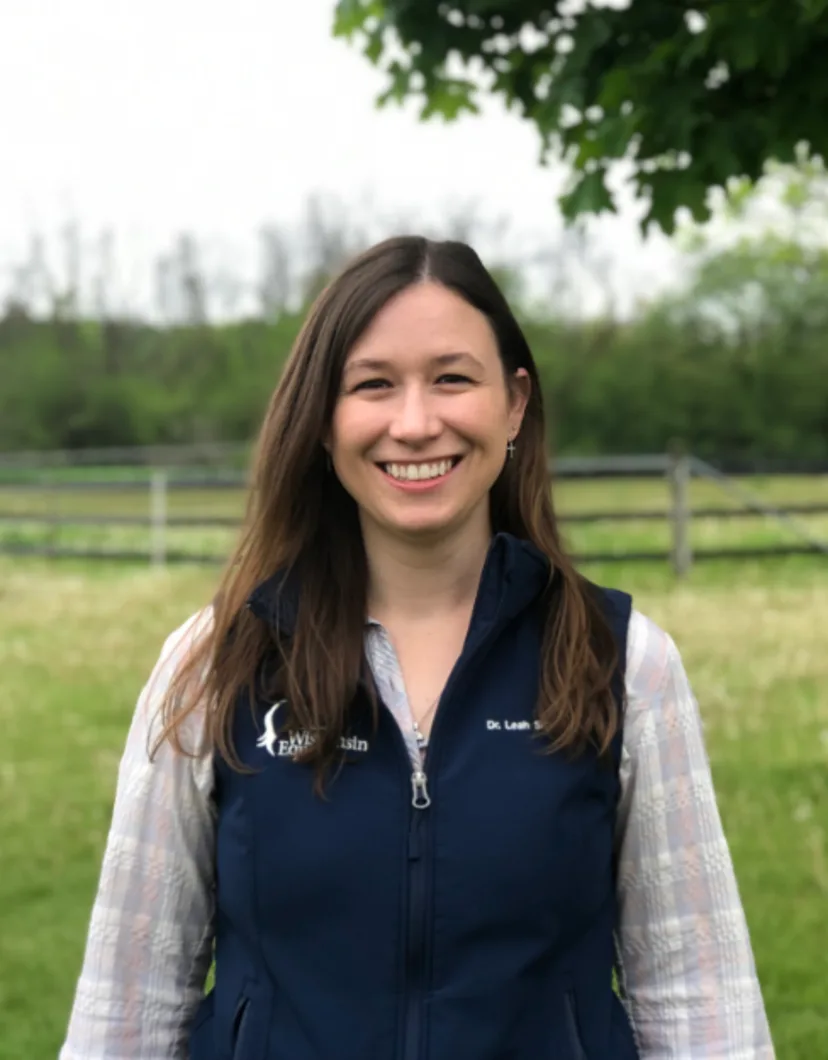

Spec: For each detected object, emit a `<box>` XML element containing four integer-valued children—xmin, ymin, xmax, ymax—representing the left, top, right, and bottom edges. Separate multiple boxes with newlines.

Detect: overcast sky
<box><xmin>1</xmin><ymin>0</ymin><xmax>680</xmax><ymax>317</ymax></box>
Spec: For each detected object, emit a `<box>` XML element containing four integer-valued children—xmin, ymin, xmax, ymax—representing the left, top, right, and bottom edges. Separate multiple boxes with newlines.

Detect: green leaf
<box><xmin>597</xmin><ymin>69</ymin><xmax>633</xmax><ymax>111</ymax></box>
<box><xmin>420</xmin><ymin>78</ymin><xmax>479</xmax><ymax>121</ymax></box>
<box><xmin>676</xmin><ymin>33</ymin><xmax>711</xmax><ymax>73</ymax></box>
<box><xmin>333</xmin><ymin>0</ymin><xmax>384</xmax><ymax>39</ymax></box>
<box><xmin>574</xmin><ymin>132</ymin><xmax>604</xmax><ymax>168</ymax></box>
<box><xmin>762</xmin><ymin>34</ymin><xmax>791</xmax><ymax>78</ymax></box>
<box><xmin>560</xmin><ymin>170</ymin><xmax>614</xmax><ymax>222</ymax></box>
<box><xmin>798</xmin><ymin>0</ymin><xmax>828</xmax><ymax>22</ymax></box>
<box><xmin>596</xmin><ymin>114</ymin><xmax>634</xmax><ymax>160</ymax></box>
<box><xmin>645</xmin><ymin>171</ymin><xmax>709</xmax><ymax>233</ymax></box>
<box><xmin>364</xmin><ymin>33</ymin><xmax>384</xmax><ymax>65</ymax></box>
<box><xmin>377</xmin><ymin>60</ymin><xmax>412</xmax><ymax>107</ymax></box>
<box><xmin>728</xmin><ymin>28</ymin><xmax>760</xmax><ymax>72</ymax></box>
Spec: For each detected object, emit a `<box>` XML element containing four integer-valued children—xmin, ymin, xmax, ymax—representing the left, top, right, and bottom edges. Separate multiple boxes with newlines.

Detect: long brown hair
<box><xmin>152</xmin><ymin>236</ymin><xmax>620</xmax><ymax>779</ymax></box>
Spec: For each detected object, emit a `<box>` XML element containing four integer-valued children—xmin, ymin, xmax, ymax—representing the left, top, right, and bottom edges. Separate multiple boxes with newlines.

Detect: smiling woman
<box><xmin>60</xmin><ymin>236</ymin><xmax>774</xmax><ymax>1060</ymax></box>
<box><xmin>330</xmin><ymin>282</ymin><xmax>529</xmax><ymax>542</ymax></box>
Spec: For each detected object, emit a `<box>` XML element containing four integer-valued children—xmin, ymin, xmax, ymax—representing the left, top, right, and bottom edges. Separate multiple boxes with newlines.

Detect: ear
<box><xmin>507</xmin><ymin>368</ymin><xmax>531</xmax><ymax>436</ymax></box>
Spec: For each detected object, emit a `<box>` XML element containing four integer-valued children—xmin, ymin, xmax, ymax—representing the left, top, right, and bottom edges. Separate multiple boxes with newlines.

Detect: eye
<box><xmin>352</xmin><ymin>378</ymin><xmax>392</xmax><ymax>392</ymax></box>
<box><xmin>437</xmin><ymin>373</ymin><xmax>473</xmax><ymax>385</ymax></box>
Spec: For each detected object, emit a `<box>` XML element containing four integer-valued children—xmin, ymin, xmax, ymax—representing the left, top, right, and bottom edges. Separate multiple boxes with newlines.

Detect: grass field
<box><xmin>1</xmin><ymin>526</ymin><xmax>827</xmax><ymax>1055</ymax></box>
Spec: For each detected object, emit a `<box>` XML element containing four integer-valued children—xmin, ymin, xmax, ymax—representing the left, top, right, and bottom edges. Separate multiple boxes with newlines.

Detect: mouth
<box><xmin>377</xmin><ymin>456</ymin><xmax>463</xmax><ymax>486</ymax></box>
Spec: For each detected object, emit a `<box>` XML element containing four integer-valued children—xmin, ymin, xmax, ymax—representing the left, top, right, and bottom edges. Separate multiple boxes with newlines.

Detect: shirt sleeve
<box><xmin>60</xmin><ymin>609</ymin><xmax>217</xmax><ymax>1060</ymax></box>
<box><xmin>614</xmin><ymin>609</ymin><xmax>775</xmax><ymax>1058</ymax></box>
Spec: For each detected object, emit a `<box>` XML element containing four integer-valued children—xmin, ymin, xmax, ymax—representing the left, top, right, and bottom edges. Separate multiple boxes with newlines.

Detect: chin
<box><xmin>388</xmin><ymin>517</ymin><xmax>454</xmax><ymax>539</ymax></box>
<box><xmin>381</xmin><ymin>505</ymin><xmax>470</xmax><ymax>541</ymax></box>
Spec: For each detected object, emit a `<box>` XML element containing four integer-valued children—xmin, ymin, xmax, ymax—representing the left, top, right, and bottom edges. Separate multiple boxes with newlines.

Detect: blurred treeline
<box><xmin>1</xmin><ymin>198</ymin><xmax>826</xmax><ymax>460</ymax></box>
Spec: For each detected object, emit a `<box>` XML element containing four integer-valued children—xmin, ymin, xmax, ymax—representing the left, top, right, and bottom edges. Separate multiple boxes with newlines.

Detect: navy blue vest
<box><xmin>189</xmin><ymin>533</ymin><xmax>638</xmax><ymax>1060</ymax></box>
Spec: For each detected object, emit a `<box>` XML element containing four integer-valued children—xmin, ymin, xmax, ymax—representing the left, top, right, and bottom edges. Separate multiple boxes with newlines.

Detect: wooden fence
<box><xmin>0</xmin><ymin>449</ymin><xmax>826</xmax><ymax>574</ymax></box>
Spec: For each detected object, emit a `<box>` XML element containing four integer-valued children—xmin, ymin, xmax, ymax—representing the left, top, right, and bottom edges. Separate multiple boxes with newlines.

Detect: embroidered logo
<box><xmin>486</xmin><ymin>719</ymin><xmax>543</xmax><ymax>732</ymax></box>
<box><xmin>256</xmin><ymin>699</ymin><xmax>287</xmax><ymax>756</ymax></box>
<box><xmin>256</xmin><ymin>699</ymin><xmax>370</xmax><ymax>758</ymax></box>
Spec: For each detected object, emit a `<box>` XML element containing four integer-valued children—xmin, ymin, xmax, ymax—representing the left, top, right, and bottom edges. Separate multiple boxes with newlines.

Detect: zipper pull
<box><xmin>411</xmin><ymin>769</ymin><xmax>431</xmax><ymax>810</ymax></box>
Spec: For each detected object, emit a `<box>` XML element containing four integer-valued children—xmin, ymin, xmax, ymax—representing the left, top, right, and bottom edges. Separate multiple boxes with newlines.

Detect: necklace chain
<box><xmin>412</xmin><ymin>695</ymin><xmax>440</xmax><ymax>747</ymax></box>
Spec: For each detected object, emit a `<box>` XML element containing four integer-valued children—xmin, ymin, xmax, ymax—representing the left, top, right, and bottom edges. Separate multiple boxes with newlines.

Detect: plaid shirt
<box><xmin>60</xmin><ymin>608</ymin><xmax>774</xmax><ymax>1059</ymax></box>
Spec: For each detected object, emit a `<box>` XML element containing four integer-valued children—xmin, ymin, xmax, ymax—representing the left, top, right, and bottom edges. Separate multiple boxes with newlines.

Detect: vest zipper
<box><xmin>383</xmin><ymin>707</ymin><xmax>432</xmax><ymax>1060</ymax></box>
<box><xmin>403</xmin><ymin>781</ymin><xmax>430</xmax><ymax>1060</ymax></box>
<box><xmin>411</xmin><ymin>768</ymin><xmax>431</xmax><ymax>809</ymax></box>
<box><xmin>397</xmin><ymin>605</ymin><xmax>507</xmax><ymax>1060</ymax></box>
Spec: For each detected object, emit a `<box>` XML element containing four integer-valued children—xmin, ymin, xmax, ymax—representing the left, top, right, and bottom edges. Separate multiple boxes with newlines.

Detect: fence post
<box><xmin>668</xmin><ymin>442</ymin><xmax>692</xmax><ymax>577</ymax></box>
<box><xmin>150</xmin><ymin>470</ymin><xmax>167</xmax><ymax>567</ymax></box>
<box><xmin>47</xmin><ymin>475</ymin><xmax>60</xmax><ymax>558</ymax></box>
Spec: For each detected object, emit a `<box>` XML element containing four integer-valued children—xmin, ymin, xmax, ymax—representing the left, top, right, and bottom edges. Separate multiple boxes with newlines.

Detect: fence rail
<box><xmin>2</xmin><ymin>444</ymin><xmax>828</xmax><ymax>475</ymax></box>
<box><xmin>0</xmin><ymin>442</ymin><xmax>252</xmax><ymax>469</ymax></box>
<box><xmin>1</xmin><ymin>450</ymin><xmax>826</xmax><ymax>574</ymax></box>
<box><xmin>3</xmin><ymin>503</ymin><xmax>828</xmax><ymax>529</ymax></box>
<box><xmin>4</xmin><ymin>542</ymin><xmax>825</xmax><ymax>568</ymax></box>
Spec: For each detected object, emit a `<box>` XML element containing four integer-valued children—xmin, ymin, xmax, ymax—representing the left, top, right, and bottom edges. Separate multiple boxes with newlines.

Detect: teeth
<box><xmin>384</xmin><ymin>459</ymin><xmax>454</xmax><ymax>481</ymax></box>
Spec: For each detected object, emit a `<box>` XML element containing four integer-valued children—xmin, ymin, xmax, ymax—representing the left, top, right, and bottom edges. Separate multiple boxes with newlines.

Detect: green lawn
<box><xmin>1</xmin><ymin>553</ymin><xmax>827</xmax><ymax>1057</ymax></box>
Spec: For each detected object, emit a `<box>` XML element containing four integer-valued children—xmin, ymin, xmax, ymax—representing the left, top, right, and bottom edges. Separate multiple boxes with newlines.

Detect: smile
<box><xmin>378</xmin><ymin>456</ymin><xmax>462</xmax><ymax>484</ymax></box>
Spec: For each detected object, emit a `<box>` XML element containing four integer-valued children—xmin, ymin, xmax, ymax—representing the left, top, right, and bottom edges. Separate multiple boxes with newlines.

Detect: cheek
<box><xmin>330</xmin><ymin>404</ymin><xmax>372</xmax><ymax>455</ymax></box>
<box><xmin>452</xmin><ymin>392</ymin><xmax>511</xmax><ymax>440</ymax></box>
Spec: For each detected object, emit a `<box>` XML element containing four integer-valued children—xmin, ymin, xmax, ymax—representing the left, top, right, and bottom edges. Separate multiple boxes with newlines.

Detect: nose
<box><xmin>387</xmin><ymin>381</ymin><xmax>441</xmax><ymax>445</ymax></box>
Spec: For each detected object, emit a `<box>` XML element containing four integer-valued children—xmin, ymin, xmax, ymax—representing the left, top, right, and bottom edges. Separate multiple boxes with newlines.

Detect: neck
<box><xmin>363</xmin><ymin>514</ymin><xmax>493</xmax><ymax>623</ymax></box>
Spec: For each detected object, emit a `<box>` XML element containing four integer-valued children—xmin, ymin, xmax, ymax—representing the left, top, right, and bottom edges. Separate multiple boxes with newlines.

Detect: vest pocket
<box><xmin>231</xmin><ymin>995</ymin><xmax>252</xmax><ymax>1060</ymax></box>
<box><xmin>229</xmin><ymin>986</ymin><xmax>273</xmax><ymax>1060</ymax></box>
<box><xmin>564</xmin><ymin>991</ymin><xmax>588</xmax><ymax>1060</ymax></box>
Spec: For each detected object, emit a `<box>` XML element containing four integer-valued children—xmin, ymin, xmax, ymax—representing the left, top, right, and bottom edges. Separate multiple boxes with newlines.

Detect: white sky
<box><xmin>1</xmin><ymin>0</ymin><xmax>680</xmax><ymax>318</ymax></box>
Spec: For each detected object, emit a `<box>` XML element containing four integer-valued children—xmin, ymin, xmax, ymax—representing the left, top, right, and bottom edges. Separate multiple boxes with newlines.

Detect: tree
<box><xmin>333</xmin><ymin>0</ymin><xmax>828</xmax><ymax>232</ymax></box>
<box><xmin>258</xmin><ymin>225</ymin><xmax>292</xmax><ymax>321</ymax></box>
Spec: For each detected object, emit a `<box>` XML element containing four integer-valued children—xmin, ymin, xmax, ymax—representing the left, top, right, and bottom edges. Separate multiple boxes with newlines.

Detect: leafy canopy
<box><xmin>333</xmin><ymin>0</ymin><xmax>828</xmax><ymax>232</ymax></box>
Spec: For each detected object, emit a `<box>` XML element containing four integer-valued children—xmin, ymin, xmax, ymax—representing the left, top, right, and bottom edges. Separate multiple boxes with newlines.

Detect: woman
<box><xmin>61</xmin><ymin>236</ymin><xmax>774</xmax><ymax>1059</ymax></box>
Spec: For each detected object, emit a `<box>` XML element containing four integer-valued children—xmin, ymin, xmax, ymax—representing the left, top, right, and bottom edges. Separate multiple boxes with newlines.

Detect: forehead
<box><xmin>345</xmin><ymin>281</ymin><xmax>497</xmax><ymax>363</ymax></box>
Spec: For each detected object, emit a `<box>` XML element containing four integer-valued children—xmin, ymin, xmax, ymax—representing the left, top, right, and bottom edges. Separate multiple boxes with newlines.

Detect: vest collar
<box><xmin>246</xmin><ymin>533</ymin><xmax>553</xmax><ymax>639</ymax></box>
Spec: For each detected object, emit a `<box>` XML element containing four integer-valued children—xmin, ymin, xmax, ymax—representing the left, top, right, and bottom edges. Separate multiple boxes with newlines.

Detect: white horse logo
<box><xmin>256</xmin><ymin>699</ymin><xmax>287</xmax><ymax>757</ymax></box>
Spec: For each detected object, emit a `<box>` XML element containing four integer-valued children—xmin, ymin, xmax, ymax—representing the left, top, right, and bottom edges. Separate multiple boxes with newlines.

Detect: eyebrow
<box><xmin>343</xmin><ymin>351</ymin><xmax>483</xmax><ymax>375</ymax></box>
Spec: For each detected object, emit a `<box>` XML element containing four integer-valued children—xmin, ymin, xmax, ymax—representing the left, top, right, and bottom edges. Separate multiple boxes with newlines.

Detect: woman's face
<box><xmin>329</xmin><ymin>281</ymin><xmax>529</xmax><ymax>544</ymax></box>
